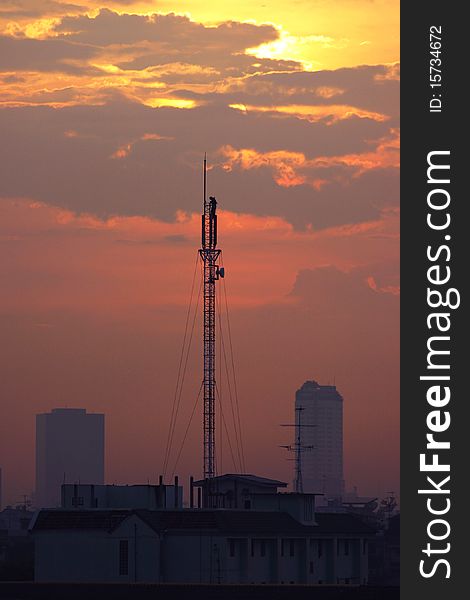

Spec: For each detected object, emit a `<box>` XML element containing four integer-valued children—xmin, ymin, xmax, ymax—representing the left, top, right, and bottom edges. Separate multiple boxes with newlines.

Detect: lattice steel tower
<box><xmin>199</xmin><ymin>156</ymin><xmax>224</xmax><ymax>479</ymax></box>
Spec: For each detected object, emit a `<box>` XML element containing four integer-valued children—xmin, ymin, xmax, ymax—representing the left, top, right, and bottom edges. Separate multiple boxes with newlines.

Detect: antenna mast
<box><xmin>280</xmin><ymin>407</ymin><xmax>314</xmax><ymax>493</ymax></box>
<box><xmin>199</xmin><ymin>155</ymin><xmax>224</xmax><ymax>480</ymax></box>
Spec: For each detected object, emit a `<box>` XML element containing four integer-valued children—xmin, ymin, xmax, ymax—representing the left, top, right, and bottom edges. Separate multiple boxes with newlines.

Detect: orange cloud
<box><xmin>374</xmin><ymin>63</ymin><xmax>400</xmax><ymax>81</ymax></box>
<box><xmin>1</xmin><ymin>1</ymin><xmax>399</xmax><ymax>72</ymax></box>
<box><xmin>228</xmin><ymin>103</ymin><xmax>389</xmax><ymax>124</ymax></box>
<box><xmin>110</xmin><ymin>132</ymin><xmax>173</xmax><ymax>159</ymax></box>
<box><xmin>366</xmin><ymin>275</ymin><xmax>400</xmax><ymax>296</ymax></box>
<box><xmin>219</xmin><ymin>129</ymin><xmax>399</xmax><ymax>188</ymax></box>
<box><xmin>0</xmin><ymin>5</ymin><xmax>400</xmax><ymax>116</ymax></box>
<box><xmin>0</xmin><ymin>197</ymin><xmax>399</xmax><ymax>314</ymax></box>
<box><xmin>315</xmin><ymin>86</ymin><xmax>345</xmax><ymax>99</ymax></box>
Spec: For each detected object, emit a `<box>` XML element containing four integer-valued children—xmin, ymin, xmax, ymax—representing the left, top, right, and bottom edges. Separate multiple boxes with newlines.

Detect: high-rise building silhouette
<box><xmin>35</xmin><ymin>408</ymin><xmax>104</xmax><ymax>508</ymax></box>
<box><xmin>295</xmin><ymin>380</ymin><xmax>344</xmax><ymax>501</ymax></box>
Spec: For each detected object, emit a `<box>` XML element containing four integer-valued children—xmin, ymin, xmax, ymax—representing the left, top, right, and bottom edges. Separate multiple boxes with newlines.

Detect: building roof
<box><xmin>192</xmin><ymin>474</ymin><xmax>287</xmax><ymax>488</ymax></box>
<box><xmin>32</xmin><ymin>510</ymin><xmax>131</xmax><ymax>532</ymax></box>
<box><xmin>138</xmin><ymin>510</ymin><xmax>308</xmax><ymax>534</ymax></box>
<box><xmin>297</xmin><ymin>380</ymin><xmax>342</xmax><ymax>397</ymax></box>
<box><xmin>32</xmin><ymin>509</ymin><xmax>375</xmax><ymax>536</ymax></box>
<box><xmin>314</xmin><ymin>512</ymin><xmax>376</xmax><ymax>534</ymax></box>
<box><xmin>215</xmin><ymin>511</ymin><xmax>307</xmax><ymax>533</ymax></box>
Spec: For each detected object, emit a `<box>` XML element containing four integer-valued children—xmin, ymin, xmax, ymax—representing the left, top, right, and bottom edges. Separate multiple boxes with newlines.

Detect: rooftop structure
<box><xmin>61</xmin><ymin>482</ymin><xmax>183</xmax><ymax>510</ymax></box>
<box><xmin>192</xmin><ymin>473</ymin><xmax>287</xmax><ymax>509</ymax></box>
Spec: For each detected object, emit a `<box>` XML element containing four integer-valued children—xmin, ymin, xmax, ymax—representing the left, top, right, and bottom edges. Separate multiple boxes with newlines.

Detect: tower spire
<box><xmin>203</xmin><ymin>152</ymin><xmax>207</xmax><ymax>206</ymax></box>
<box><xmin>199</xmin><ymin>156</ymin><xmax>224</xmax><ymax>481</ymax></box>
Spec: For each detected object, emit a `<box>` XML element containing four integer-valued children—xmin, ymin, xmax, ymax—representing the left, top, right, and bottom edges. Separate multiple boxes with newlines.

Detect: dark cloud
<box><xmin>117</xmin><ymin>53</ymin><xmax>301</xmax><ymax>79</ymax></box>
<box><xmin>0</xmin><ymin>9</ymin><xmax>397</xmax><ymax>122</ymax></box>
<box><xmin>211</xmin><ymin>165</ymin><xmax>399</xmax><ymax>230</ymax></box>
<box><xmin>114</xmin><ymin>234</ymin><xmax>190</xmax><ymax>245</ymax></box>
<box><xmin>172</xmin><ymin>64</ymin><xmax>399</xmax><ymax>123</ymax></box>
<box><xmin>1</xmin><ymin>73</ymin><xmax>26</xmax><ymax>83</ymax></box>
<box><xmin>48</xmin><ymin>9</ymin><xmax>289</xmax><ymax>80</ymax></box>
<box><xmin>163</xmin><ymin>234</ymin><xmax>190</xmax><ymax>244</ymax></box>
<box><xmin>55</xmin><ymin>9</ymin><xmax>278</xmax><ymax>49</ymax></box>
<box><xmin>0</xmin><ymin>35</ymin><xmax>98</xmax><ymax>74</ymax></box>
<box><xmin>0</xmin><ymin>99</ymin><xmax>397</xmax><ymax>229</ymax></box>
<box><xmin>291</xmin><ymin>265</ymin><xmax>398</xmax><ymax>306</ymax></box>
<box><xmin>0</xmin><ymin>1</ymin><xmax>85</xmax><ymax>19</ymax></box>
<box><xmin>0</xmin><ymin>9</ymin><xmax>298</xmax><ymax>82</ymax></box>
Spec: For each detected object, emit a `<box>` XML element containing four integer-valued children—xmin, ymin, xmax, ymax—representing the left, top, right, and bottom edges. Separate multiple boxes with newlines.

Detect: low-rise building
<box><xmin>369</xmin><ymin>513</ymin><xmax>400</xmax><ymax>586</ymax></box>
<box><xmin>31</xmin><ymin>507</ymin><xmax>374</xmax><ymax>584</ymax></box>
<box><xmin>0</xmin><ymin>506</ymin><xmax>35</xmax><ymax>581</ymax></box>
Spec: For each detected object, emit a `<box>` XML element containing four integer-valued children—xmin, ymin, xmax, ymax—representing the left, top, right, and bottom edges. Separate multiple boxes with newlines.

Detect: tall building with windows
<box><xmin>35</xmin><ymin>408</ymin><xmax>104</xmax><ymax>508</ymax></box>
<box><xmin>295</xmin><ymin>380</ymin><xmax>344</xmax><ymax>501</ymax></box>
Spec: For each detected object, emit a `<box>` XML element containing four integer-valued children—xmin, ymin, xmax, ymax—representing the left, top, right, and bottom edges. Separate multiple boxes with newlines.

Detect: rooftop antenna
<box><xmin>280</xmin><ymin>407</ymin><xmax>315</xmax><ymax>493</ymax></box>
<box><xmin>199</xmin><ymin>154</ymin><xmax>224</xmax><ymax>480</ymax></box>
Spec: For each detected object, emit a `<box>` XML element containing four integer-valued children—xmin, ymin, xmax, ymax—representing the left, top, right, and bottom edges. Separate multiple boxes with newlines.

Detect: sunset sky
<box><xmin>0</xmin><ymin>0</ymin><xmax>399</xmax><ymax>505</ymax></box>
